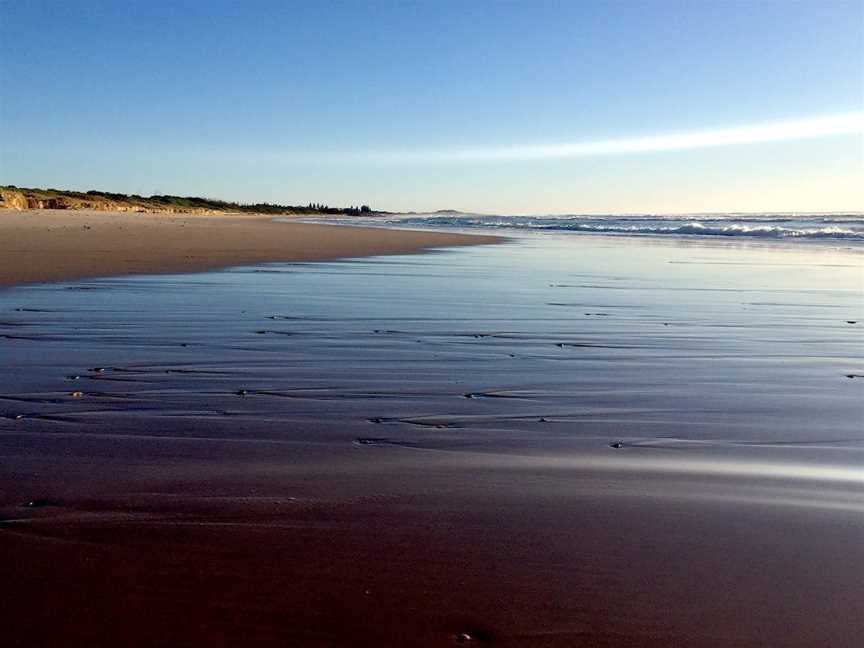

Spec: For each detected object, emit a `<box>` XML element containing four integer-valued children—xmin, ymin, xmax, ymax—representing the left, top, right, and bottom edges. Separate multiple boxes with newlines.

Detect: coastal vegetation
<box><xmin>0</xmin><ymin>185</ymin><xmax>374</xmax><ymax>216</ymax></box>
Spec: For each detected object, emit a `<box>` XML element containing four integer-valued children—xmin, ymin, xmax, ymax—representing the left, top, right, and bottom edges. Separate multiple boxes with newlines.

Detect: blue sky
<box><xmin>1</xmin><ymin>0</ymin><xmax>862</xmax><ymax>213</ymax></box>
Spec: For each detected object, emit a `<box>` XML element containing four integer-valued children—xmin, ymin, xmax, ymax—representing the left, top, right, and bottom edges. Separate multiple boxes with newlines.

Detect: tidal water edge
<box><xmin>1</xmin><ymin>231</ymin><xmax>861</xmax><ymax>647</ymax></box>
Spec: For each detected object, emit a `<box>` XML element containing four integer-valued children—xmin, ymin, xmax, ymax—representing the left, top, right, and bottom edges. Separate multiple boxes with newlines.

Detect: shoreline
<box><xmin>0</xmin><ymin>208</ymin><xmax>503</xmax><ymax>287</ymax></box>
<box><xmin>1</xmin><ymin>228</ymin><xmax>861</xmax><ymax>647</ymax></box>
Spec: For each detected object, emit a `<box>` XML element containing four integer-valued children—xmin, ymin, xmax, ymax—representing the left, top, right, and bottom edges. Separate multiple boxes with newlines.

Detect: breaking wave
<box><xmin>389</xmin><ymin>213</ymin><xmax>864</xmax><ymax>242</ymax></box>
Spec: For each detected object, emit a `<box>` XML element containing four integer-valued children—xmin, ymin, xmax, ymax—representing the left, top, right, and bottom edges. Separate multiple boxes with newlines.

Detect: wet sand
<box><xmin>1</xmin><ymin>233</ymin><xmax>862</xmax><ymax>647</ymax></box>
<box><xmin>0</xmin><ymin>209</ymin><xmax>501</xmax><ymax>286</ymax></box>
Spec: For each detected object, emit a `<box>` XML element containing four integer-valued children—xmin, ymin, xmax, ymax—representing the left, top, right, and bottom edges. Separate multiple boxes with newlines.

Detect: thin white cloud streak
<box><xmin>332</xmin><ymin>113</ymin><xmax>864</xmax><ymax>164</ymax></box>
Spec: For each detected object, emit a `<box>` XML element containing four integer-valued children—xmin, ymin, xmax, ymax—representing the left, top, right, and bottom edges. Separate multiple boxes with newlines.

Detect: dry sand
<box><xmin>0</xmin><ymin>209</ymin><xmax>501</xmax><ymax>286</ymax></box>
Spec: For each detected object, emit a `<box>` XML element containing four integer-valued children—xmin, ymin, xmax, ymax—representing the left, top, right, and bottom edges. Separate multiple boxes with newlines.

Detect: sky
<box><xmin>1</xmin><ymin>0</ymin><xmax>862</xmax><ymax>214</ymax></box>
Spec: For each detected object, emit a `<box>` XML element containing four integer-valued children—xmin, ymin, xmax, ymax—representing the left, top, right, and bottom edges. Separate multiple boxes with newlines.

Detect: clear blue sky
<box><xmin>1</xmin><ymin>0</ymin><xmax>861</xmax><ymax>213</ymax></box>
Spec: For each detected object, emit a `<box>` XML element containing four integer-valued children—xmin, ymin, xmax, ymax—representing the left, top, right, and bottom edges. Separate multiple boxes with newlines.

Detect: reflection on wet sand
<box><xmin>1</xmin><ymin>234</ymin><xmax>862</xmax><ymax>647</ymax></box>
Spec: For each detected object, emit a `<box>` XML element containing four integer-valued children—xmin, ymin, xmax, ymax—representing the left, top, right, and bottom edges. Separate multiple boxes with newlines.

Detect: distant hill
<box><xmin>0</xmin><ymin>185</ymin><xmax>374</xmax><ymax>217</ymax></box>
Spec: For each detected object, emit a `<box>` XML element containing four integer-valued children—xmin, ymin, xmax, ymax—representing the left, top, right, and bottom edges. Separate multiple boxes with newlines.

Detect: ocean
<box><xmin>311</xmin><ymin>211</ymin><xmax>864</xmax><ymax>244</ymax></box>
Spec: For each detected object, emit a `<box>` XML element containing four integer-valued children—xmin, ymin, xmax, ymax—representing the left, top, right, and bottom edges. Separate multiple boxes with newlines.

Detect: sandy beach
<box><xmin>0</xmin><ymin>209</ymin><xmax>502</xmax><ymax>287</ymax></box>
<box><xmin>4</xmin><ymin>0</ymin><xmax>861</xmax><ymax>645</ymax></box>
<box><xmin>1</xmin><ymin>228</ymin><xmax>861</xmax><ymax>647</ymax></box>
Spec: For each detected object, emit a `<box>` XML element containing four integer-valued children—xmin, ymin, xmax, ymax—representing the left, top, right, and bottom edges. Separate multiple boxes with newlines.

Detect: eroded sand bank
<box><xmin>0</xmin><ymin>209</ymin><xmax>502</xmax><ymax>286</ymax></box>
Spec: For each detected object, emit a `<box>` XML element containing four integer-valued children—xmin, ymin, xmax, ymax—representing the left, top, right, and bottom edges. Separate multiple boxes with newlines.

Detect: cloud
<box><xmin>337</xmin><ymin>113</ymin><xmax>864</xmax><ymax>164</ymax></box>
